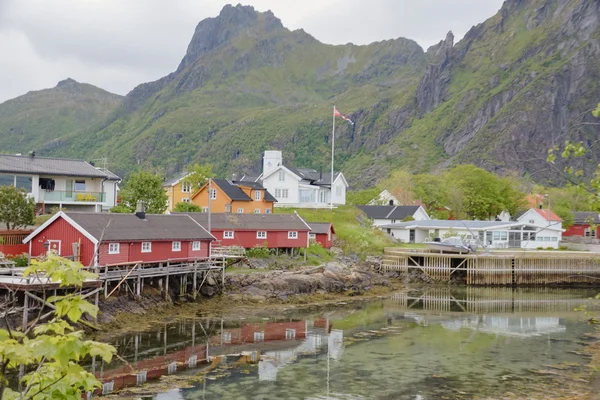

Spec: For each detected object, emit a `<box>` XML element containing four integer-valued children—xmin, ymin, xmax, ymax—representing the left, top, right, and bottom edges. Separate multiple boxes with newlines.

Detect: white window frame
<box><xmin>254</xmin><ymin>208</ymin><xmax>260</xmax><ymax>214</ymax></box>
<box><xmin>288</xmin><ymin>231</ymin><xmax>298</xmax><ymax>239</ymax></box>
<box><xmin>172</xmin><ymin>241</ymin><xmax>181</xmax><ymax>252</ymax></box>
<box><xmin>254</xmin><ymin>191</ymin><xmax>261</xmax><ymax>201</ymax></box>
<box><xmin>222</xmin><ymin>331</ymin><xmax>232</xmax><ymax>344</ymax></box>
<box><xmin>202</xmin><ymin>207</ymin><xmax>208</xmax><ymax>213</ymax></box>
<box><xmin>254</xmin><ymin>331</ymin><xmax>265</xmax><ymax>342</ymax></box>
<box><xmin>108</xmin><ymin>243</ymin><xmax>120</xmax><ymax>254</ymax></box>
<box><xmin>278</xmin><ymin>171</ymin><xmax>285</xmax><ymax>181</ymax></box>
<box><xmin>285</xmin><ymin>328</ymin><xmax>296</xmax><ymax>340</ymax></box>
<box><xmin>74</xmin><ymin>179</ymin><xmax>86</xmax><ymax>192</ymax></box>
<box><xmin>141</xmin><ymin>242</ymin><xmax>152</xmax><ymax>253</ymax></box>
<box><xmin>181</xmin><ymin>182</ymin><xmax>192</xmax><ymax>193</ymax></box>
<box><xmin>257</xmin><ymin>231</ymin><xmax>267</xmax><ymax>239</ymax></box>
<box><xmin>182</xmin><ymin>198</ymin><xmax>191</xmax><ymax>203</ymax></box>
<box><xmin>224</xmin><ymin>231</ymin><xmax>234</xmax><ymax>239</ymax></box>
<box><xmin>237</xmin><ymin>208</ymin><xmax>244</xmax><ymax>213</ymax></box>
<box><xmin>209</xmin><ymin>188</ymin><xmax>217</xmax><ymax>200</ymax></box>
<box><xmin>192</xmin><ymin>241</ymin><xmax>201</xmax><ymax>251</ymax></box>
<box><xmin>265</xmin><ymin>208</ymin><xmax>271</xmax><ymax>214</ymax></box>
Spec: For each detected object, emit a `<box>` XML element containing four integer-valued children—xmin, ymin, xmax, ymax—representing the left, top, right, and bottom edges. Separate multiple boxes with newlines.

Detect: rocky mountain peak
<box><xmin>178</xmin><ymin>4</ymin><xmax>283</xmax><ymax>71</ymax></box>
<box><xmin>56</xmin><ymin>78</ymin><xmax>79</xmax><ymax>88</ymax></box>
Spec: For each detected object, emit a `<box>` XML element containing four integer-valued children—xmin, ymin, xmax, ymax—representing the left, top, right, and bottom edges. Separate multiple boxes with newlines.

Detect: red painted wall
<box><xmin>100</xmin><ymin>239</ymin><xmax>211</xmax><ymax>265</ymax></box>
<box><xmin>212</xmin><ymin>230</ymin><xmax>309</xmax><ymax>249</ymax></box>
<box><xmin>29</xmin><ymin>217</ymin><xmax>96</xmax><ymax>266</ymax></box>
<box><xmin>314</xmin><ymin>232</ymin><xmax>333</xmax><ymax>249</ymax></box>
<box><xmin>563</xmin><ymin>224</ymin><xmax>599</xmax><ymax>237</ymax></box>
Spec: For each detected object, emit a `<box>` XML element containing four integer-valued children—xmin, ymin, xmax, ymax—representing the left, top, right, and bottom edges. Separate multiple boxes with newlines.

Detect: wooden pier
<box><xmin>383</xmin><ymin>248</ymin><xmax>600</xmax><ymax>285</ymax></box>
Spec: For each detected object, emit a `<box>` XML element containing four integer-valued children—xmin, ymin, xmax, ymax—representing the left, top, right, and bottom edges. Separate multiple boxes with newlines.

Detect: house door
<box><xmin>409</xmin><ymin>230</ymin><xmax>416</xmax><ymax>243</ymax></box>
<box><xmin>508</xmin><ymin>232</ymin><xmax>521</xmax><ymax>248</ymax></box>
<box><xmin>48</xmin><ymin>240</ymin><xmax>62</xmax><ymax>255</ymax></box>
<box><xmin>65</xmin><ymin>179</ymin><xmax>73</xmax><ymax>200</ymax></box>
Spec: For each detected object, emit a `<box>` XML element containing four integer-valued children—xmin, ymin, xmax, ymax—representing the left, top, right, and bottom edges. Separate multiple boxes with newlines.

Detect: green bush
<box><xmin>559</xmin><ymin>245</ymin><xmax>569</xmax><ymax>251</ymax></box>
<box><xmin>9</xmin><ymin>253</ymin><xmax>29</xmax><ymax>267</ymax></box>
<box><xmin>173</xmin><ymin>202</ymin><xmax>202</xmax><ymax>212</ymax></box>
<box><xmin>110</xmin><ymin>205</ymin><xmax>132</xmax><ymax>213</ymax></box>
<box><xmin>246</xmin><ymin>243</ymin><xmax>271</xmax><ymax>258</ymax></box>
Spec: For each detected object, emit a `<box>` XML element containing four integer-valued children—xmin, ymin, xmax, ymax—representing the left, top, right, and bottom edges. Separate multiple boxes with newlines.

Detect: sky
<box><xmin>0</xmin><ymin>0</ymin><xmax>504</xmax><ymax>103</ymax></box>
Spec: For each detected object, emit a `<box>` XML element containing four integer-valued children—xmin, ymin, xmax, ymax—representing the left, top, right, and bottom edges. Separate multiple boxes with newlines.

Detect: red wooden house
<box><xmin>24</xmin><ymin>211</ymin><xmax>214</xmax><ymax>266</ymax></box>
<box><xmin>563</xmin><ymin>212</ymin><xmax>600</xmax><ymax>238</ymax></box>
<box><xmin>185</xmin><ymin>213</ymin><xmax>310</xmax><ymax>250</ymax></box>
<box><xmin>307</xmin><ymin>222</ymin><xmax>335</xmax><ymax>249</ymax></box>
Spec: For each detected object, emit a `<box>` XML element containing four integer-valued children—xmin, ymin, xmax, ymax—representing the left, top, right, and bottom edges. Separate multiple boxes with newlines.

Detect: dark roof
<box><xmin>163</xmin><ymin>171</ymin><xmax>188</xmax><ymax>187</ymax></box>
<box><xmin>574</xmin><ymin>212</ymin><xmax>600</xmax><ymax>225</ymax></box>
<box><xmin>0</xmin><ymin>154</ymin><xmax>120</xmax><ymax>179</ymax></box>
<box><xmin>185</xmin><ymin>213</ymin><xmax>311</xmax><ymax>231</ymax></box>
<box><xmin>212</xmin><ymin>179</ymin><xmax>253</xmax><ymax>201</ymax></box>
<box><xmin>307</xmin><ymin>222</ymin><xmax>334</xmax><ymax>235</ymax></box>
<box><xmin>232</xmin><ymin>180</ymin><xmax>277</xmax><ymax>202</ymax></box>
<box><xmin>239</xmin><ymin>175</ymin><xmax>261</xmax><ymax>183</ymax></box>
<box><xmin>286</xmin><ymin>167</ymin><xmax>341</xmax><ymax>186</ymax></box>
<box><xmin>64</xmin><ymin>212</ymin><xmax>214</xmax><ymax>241</ymax></box>
<box><xmin>357</xmin><ymin>205</ymin><xmax>421</xmax><ymax>220</ymax></box>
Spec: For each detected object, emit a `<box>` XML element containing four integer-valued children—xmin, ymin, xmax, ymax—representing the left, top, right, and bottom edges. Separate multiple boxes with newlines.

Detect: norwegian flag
<box><xmin>334</xmin><ymin>107</ymin><xmax>354</xmax><ymax>125</ymax></box>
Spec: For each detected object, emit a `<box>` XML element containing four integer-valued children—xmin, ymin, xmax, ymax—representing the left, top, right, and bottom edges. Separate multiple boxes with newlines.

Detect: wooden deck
<box><xmin>383</xmin><ymin>248</ymin><xmax>600</xmax><ymax>285</ymax></box>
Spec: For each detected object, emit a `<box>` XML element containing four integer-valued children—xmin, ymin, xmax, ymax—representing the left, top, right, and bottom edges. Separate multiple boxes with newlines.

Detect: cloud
<box><xmin>0</xmin><ymin>0</ymin><xmax>504</xmax><ymax>103</ymax></box>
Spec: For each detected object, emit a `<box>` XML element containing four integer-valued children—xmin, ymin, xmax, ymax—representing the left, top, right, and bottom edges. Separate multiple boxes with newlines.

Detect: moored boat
<box><xmin>425</xmin><ymin>237</ymin><xmax>473</xmax><ymax>254</ymax></box>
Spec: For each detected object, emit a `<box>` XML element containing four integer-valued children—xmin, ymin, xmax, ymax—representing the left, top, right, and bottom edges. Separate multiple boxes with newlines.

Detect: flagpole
<box><xmin>330</xmin><ymin>105</ymin><xmax>335</xmax><ymax>211</ymax></box>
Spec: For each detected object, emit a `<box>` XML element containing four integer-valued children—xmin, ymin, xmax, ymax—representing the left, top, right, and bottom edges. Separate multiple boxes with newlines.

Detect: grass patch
<box><xmin>277</xmin><ymin>205</ymin><xmax>394</xmax><ymax>259</ymax></box>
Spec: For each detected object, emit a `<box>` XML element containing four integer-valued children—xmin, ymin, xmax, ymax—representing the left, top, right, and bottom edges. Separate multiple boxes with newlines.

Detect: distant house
<box><xmin>368</xmin><ymin>190</ymin><xmax>399</xmax><ymax>206</ymax></box>
<box><xmin>257</xmin><ymin>150</ymin><xmax>349</xmax><ymax>208</ymax></box>
<box><xmin>185</xmin><ymin>213</ymin><xmax>311</xmax><ymax>250</ymax></box>
<box><xmin>378</xmin><ymin>208</ymin><xmax>564</xmax><ymax>249</ymax></box>
<box><xmin>190</xmin><ymin>179</ymin><xmax>277</xmax><ymax>214</ymax></box>
<box><xmin>0</xmin><ymin>154</ymin><xmax>120</xmax><ymax>213</ymax></box>
<box><xmin>24</xmin><ymin>211</ymin><xmax>214</xmax><ymax>266</ymax></box>
<box><xmin>357</xmin><ymin>205</ymin><xmax>430</xmax><ymax>227</ymax></box>
<box><xmin>163</xmin><ymin>171</ymin><xmax>193</xmax><ymax>212</ymax></box>
<box><xmin>563</xmin><ymin>212</ymin><xmax>600</xmax><ymax>238</ymax></box>
<box><xmin>307</xmin><ymin>222</ymin><xmax>335</xmax><ymax>249</ymax></box>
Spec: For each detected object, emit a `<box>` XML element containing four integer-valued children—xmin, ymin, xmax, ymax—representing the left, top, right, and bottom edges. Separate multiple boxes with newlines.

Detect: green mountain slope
<box><xmin>0</xmin><ymin>78</ymin><xmax>122</xmax><ymax>154</ymax></box>
<box><xmin>4</xmin><ymin>1</ymin><xmax>600</xmax><ymax>187</ymax></box>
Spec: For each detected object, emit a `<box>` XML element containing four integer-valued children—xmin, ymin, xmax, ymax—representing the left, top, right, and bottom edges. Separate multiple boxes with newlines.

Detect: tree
<box><xmin>411</xmin><ymin>174</ymin><xmax>449</xmax><ymax>218</ymax></box>
<box><xmin>497</xmin><ymin>176</ymin><xmax>526</xmax><ymax>217</ymax></box>
<box><xmin>173</xmin><ymin>202</ymin><xmax>202</xmax><ymax>212</ymax></box>
<box><xmin>379</xmin><ymin>170</ymin><xmax>415</xmax><ymax>205</ymax></box>
<box><xmin>0</xmin><ymin>254</ymin><xmax>115</xmax><ymax>399</ymax></box>
<box><xmin>119</xmin><ymin>171</ymin><xmax>168</xmax><ymax>214</ymax></box>
<box><xmin>182</xmin><ymin>164</ymin><xmax>214</xmax><ymax>192</ymax></box>
<box><xmin>0</xmin><ymin>186</ymin><xmax>35</xmax><ymax>230</ymax></box>
<box><xmin>347</xmin><ymin>188</ymin><xmax>381</xmax><ymax>205</ymax></box>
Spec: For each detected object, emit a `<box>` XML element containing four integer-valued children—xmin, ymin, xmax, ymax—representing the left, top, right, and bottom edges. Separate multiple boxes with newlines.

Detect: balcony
<box><xmin>41</xmin><ymin>191</ymin><xmax>105</xmax><ymax>203</ymax></box>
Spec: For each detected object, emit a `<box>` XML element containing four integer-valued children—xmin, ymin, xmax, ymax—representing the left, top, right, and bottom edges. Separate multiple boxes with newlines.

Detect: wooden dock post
<box><xmin>193</xmin><ymin>261</ymin><xmax>198</xmax><ymax>300</ymax></box>
<box><xmin>165</xmin><ymin>261</ymin><xmax>170</xmax><ymax>300</ymax></box>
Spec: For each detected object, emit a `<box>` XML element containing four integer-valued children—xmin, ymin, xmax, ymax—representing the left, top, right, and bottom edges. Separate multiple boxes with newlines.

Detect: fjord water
<box><xmin>99</xmin><ymin>287</ymin><xmax>599</xmax><ymax>399</ymax></box>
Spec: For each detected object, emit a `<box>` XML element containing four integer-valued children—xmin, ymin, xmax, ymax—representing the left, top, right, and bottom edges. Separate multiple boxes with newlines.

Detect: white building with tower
<box><xmin>241</xmin><ymin>150</ymin><xmax>348</xmax><ymax>208</ymax></box>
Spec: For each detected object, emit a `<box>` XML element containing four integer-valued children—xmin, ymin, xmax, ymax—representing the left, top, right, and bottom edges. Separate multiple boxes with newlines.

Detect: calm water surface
<box><xmin>96</xmin><ymin>287</ymin><xmax>600</xmax><ymax>399</ymax></box>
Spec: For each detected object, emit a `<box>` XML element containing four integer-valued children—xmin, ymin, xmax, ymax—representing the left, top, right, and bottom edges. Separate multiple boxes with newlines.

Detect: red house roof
<box><xmin>307</xmin><ymin>222</ymin><xmax>335</xmax><ymax>235</ymax></box>
<box><xmin>533</xmin><ymin>208</ymin><xmax>562</xmax><ymax>222</ymax></box>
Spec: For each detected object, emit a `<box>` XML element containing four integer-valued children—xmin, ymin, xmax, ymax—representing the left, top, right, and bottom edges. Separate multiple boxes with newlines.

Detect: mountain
<box><xmin>0</xmin><ymin>78</ymin><xmax>122</xmax><ymax>154</ymax></box>
<box><xmin>3</xmin><ymin>1</ymin><xmax>600</xmax><ymax>187</ymax></box>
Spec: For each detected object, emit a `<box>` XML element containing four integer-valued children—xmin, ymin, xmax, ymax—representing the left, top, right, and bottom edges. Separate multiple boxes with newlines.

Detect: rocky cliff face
<box><xmin>2</xmin><ymin>0</ymin><xmax>599</xmax><ymax>187</ymax></box>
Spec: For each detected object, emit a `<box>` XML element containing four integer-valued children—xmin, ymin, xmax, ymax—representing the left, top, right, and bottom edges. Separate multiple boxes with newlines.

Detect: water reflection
<box><xmin>94</xmin><ymin>287</ymin><xmax>599</xmax><ymax>399</ymax></box>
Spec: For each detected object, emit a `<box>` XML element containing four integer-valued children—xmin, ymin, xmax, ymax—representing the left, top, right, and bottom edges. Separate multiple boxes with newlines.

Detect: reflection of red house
<box><xmin>24</xmin><ymin>211</ymin><xmax>214</xmax><ymax>266</ymax></box>
<box><xmin>564</xmin><ymin>212</ymin><xmax>600</xmax><ymax>238</ymax></box>
<box><xmin>307</xmin><ymin>222</ymin><xmax>335</xmax><ymax>249</ymax></box>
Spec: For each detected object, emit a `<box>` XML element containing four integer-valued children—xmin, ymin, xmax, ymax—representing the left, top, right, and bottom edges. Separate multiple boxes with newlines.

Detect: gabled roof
<box><xmin>212</xmin><ymin>179</ymin><xmax>253</xmax><ymax>201</ymax></box>
<box><xmin>286</xmin><ymin>168</ymin><xmax>344</xmax><ymax>187</ymax></box>
<box><xmin>239</xmin><ymin>175</ymin><xmax>261</xmax><ymax>183</ymax></box>
<box><xmin>25</xmin><ymin>212</ymin><xmax>214</xmax><ymax>243</ymax></box>
<box><xmin>574</xmin><ymin>212</ymin><xmax>600</xmax><ymax>225</ymax></box>
<box><xmin>163</xmin><ymin>171</ymin><xmax>189</xmax><ymax>187</ymax></box>
<box><xmin>532</xmin><ymin>208</ymin><xmax>562</xmax><ymax>222</ymax></box>
<box><xmin>0</xmin><ymin>154</ymin><xmax>120</xmax><ymax>179</ymax></box>
<box><xmin>232</xmin><ymin>180</ymin><xmax>277</xmax><ymax>202</ymax></box>
<box><xmin>358</xmin><ymin>205</ymin><xmax>421</xmax><ymax>220</ymax></box>
<box><xmin>307</xmin><ymin>222</ymin><xmax>335</xmax><ymax>235</ymax></box>
<box><xmin>185</xmin><ymin>213</ymin><xmax>311</xmax><ymax>231</ymax></box>
<box><xmin>380</xmin><ymin>220</ymin><xmax>533</xmax><ymax>230</ymax></box>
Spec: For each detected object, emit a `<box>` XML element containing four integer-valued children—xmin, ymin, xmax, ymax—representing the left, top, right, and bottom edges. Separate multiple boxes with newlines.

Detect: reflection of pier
<box><xmin>388</xmin><ymin>287</ymin><xmax>600</xmax><ymax>314</ymax></box>
<box><xmin>92</xmin><ymin>317</ymin><xmax>342</xmax><ymax>395</ymax></box>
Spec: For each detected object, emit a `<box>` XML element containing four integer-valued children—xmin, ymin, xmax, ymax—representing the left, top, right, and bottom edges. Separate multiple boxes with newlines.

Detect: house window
<box><xmin>257</xmin><ymin>231</ymin><xmax>267</xmax><ymax>239</ymax></box>
<box><xmin>75</xmin><ymin>180</ymin><xmax>86</xmax><ymax>191</ymax></box>
<box><xmin>254</xmin><ymin>208</ymin><xmax>260</xmax><ymax>214</ymax></box>
<box><xmin>202</xmin><ymin>207</ymin><xmax>209</xmax><ymax>213</ymax></box>
<box><xmin>585</xmin><ymin>228</ymin><xmax>596</xmax><ymax>237</ymax></box>
<box><xmin>288</xmin><ymin>231</ymin><xmax>298</xmax><ymax>239</ymax></box>
<box><xmin>237</xmin><ymin>208</ymin><xmax>244</xmax><ymax>213</ymax></box>
<box><xmin>224</xmin><ymin>204</ymin><xmax>232</xmax><ymax>213</ymax></box>
<box><xmin>336</xmin><ymin>186</ymin><xmax>342</xmax><ymax>196</ymax></box>
<box><xmin>182</xmin><ymin>198</ymin><xmax>191</xmax><ymax>203</ymax></box>
<box><xmin>254</xmin><ymin>331</ymin><xmax>265</xmax><ymax>342</ymax></box>
<box><xmin>492</xmin><ymin>231</ymin><xmax>508</xmax><ymax>241</ymax></box>
<box><xmin>209</xmin><ymin>188</ymin><xmax>217</xmax><ymax>200</ymax></box>
<box><xmin>266</xmin><ymin>208</ymin><xmax>271</xmax><ymax>214</ymax></box>
<box><xmin>141</xmin><ymin>242</ymin><xmax>152</xmax><ymax>253</ymax></box>
<box><xmin>222</xmin><ymin>331</ymin><xmax>232</xmax><ymax>344</ymax></box>
<box><xmin>192</xmin><ymin>241</ymin><xmax>201</xmax><ymax>251</ymax></box>
<box><xmin>181</xmin><ymin>183</ymin><xmax>192</xmax><ymax>193</ymax></box>
<box><xmin>255</xmin><ymin>191</ymin><xmax>261</xmax><ymax>201</ymax></box>
<box><xmin>309</xmin><ymin>233</ymin><xmax>316</xmax><ymax>239</ymax></box>
<box><xmin>108</xmin><ymin>243</ymin><xmax>120</xmax><ymax>254</ymax></box>
<box><xmin>275</xmin><ymin>188</ymin><xmax>288</xmax><ymax>199</ymax></box>
<box><xmin>172</xmin><ymin>241</ymin><xmax>181</xmax><ymax>252</ymax></box>
<box><xmin>224</xmin><ymin>231</ymin><xmax>234</xmax><ymax>239</ymax></box>
<box><xmin>529</xmin><ymin>219</ymin><xmax>535</xmax><ymax>224</ymax></box>
<box><xmin>285</xmin><ymin>328</ymin><xmax>296</xmax><ymax>340</ymax></box>
<box><xmin>278</xmin><ymin>171</ymin><xmax>285</xmax><ymax>181</ymax></box>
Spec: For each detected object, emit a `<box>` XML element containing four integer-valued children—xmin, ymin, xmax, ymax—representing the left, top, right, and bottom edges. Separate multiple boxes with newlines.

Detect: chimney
<box><xmin>389</xmin><ymin>199</ymin><xmax>394</xmax><ymax>206</ymax></box>
<box><xmin>28</xmin><ymin>151</ymin><xmax>35</xmax><ymax>158</ymax></box>
<box><xmin>135</xmin><ymin>200</ymin><xmax>146</xmax><ymax>219</ymax></box>
<box><xmin>232</xmin><ymin>173</ymin><xmax>239</xmax><ymax>181</ymax></box>
<box><xmin>539</xmin><ymin>204</ymin><xmax>543</xmax><ymax>209</ymax></box>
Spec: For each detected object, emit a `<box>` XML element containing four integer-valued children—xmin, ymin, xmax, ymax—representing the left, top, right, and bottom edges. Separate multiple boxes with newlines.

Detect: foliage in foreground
<box><xmin>0</xmin><ymin>255</ymin><xmax>115</xmax><ymax>399</ymax></box>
